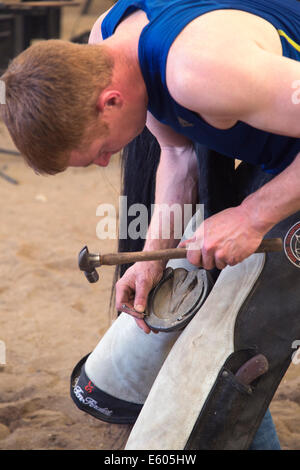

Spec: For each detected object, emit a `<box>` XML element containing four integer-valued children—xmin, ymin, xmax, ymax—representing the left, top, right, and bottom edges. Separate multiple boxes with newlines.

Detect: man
<box><xmin>1</xmin><ymin>0</ymin><xmax>300</xmax><ymax>449</ymax></box>
<box><xmin>2</xmin><ymin>0</ymin><xmax>300</xmax><ymax>331</ymax></box>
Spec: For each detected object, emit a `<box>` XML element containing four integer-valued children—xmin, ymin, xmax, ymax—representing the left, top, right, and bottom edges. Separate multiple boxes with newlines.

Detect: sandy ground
<box><xmin>0</xmin><ymin>121</ymin><xmax>135</xmax><ymax>450</ymax></box>
<box><xmin>0</xmin><ymin>1</ymin><xmax>299</xmax><ymax>451</ymax></box>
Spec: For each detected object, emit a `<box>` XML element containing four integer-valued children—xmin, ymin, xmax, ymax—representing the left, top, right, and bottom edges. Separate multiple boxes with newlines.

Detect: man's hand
<box><xmin>115</xmin><ymin>260</ymin><xmax>165</xmax><ymax>334</ymax></box>
<box><xmin>179</xmin><ymin>205</ymin><xmax>265</xmax><ymax>270</ymax></box>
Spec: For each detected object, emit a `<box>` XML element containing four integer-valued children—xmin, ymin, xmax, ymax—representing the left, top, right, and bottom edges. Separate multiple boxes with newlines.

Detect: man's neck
<box><xmin>104</xmin><ymin>37</ymin><xmax>148</xmax><ymax>109</ymax></box>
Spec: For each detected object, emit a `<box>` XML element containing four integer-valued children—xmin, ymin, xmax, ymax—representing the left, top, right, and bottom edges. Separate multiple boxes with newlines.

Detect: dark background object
<box><xmin>0</xmin><ymin>0</ymin><xmax>79</xmax><ymax>75</ymax></box>
<box><xmin>0</xmin><ymin>0</ymin><xmax>83</xmax><ymax>158</ymax></box>
<box><xmin>0</xmin><ymin>11</ymin><xmax>15</xmax><ymax>74</ymax></box>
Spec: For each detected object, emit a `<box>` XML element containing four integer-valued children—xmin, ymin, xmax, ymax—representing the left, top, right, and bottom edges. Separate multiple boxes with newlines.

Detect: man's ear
<box><xmin>96</xmin><ymin>90</ymin><xmax>123</xmax><ymax>112</ymax></box>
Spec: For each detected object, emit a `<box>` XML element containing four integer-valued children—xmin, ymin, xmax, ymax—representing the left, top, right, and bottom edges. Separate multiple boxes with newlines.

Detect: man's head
<box><xmin>0</xmin><ymin>39</ymin><xmax>116</xmax><ymax>174</ymax></box>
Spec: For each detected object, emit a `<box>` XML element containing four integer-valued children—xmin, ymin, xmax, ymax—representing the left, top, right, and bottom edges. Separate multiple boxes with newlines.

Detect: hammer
<box><xmin>78</xmin><ymin>238</ymin><xmax>282</xmax><ymax>283</ymax></box>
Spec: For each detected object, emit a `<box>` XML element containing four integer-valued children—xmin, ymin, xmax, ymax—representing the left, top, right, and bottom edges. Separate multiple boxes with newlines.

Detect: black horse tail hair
<box><xmin>110</xmin><ymin>127</ymin><xmax>161</xmax><ymax>312</ymax></box>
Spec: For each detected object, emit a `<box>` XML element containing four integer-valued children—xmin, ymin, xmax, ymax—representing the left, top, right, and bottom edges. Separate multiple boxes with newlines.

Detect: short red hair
<box><xmin>1</xmin><ymin>39</ymin><xmax>114</xmax><ymax>174</ymax></box>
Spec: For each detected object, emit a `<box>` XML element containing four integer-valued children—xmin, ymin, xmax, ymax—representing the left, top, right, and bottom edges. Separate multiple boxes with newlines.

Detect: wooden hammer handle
<box><xmin>100</xmin><ymin>238</ymin><xmax>282</xmax><ymax>266</ymax></box>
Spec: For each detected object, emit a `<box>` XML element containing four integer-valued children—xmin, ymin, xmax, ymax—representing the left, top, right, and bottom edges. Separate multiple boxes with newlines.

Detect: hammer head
<box><xmin>78</xmin><ymin>246</ymin><xmax>100</xmax><ymax>283</ymax></box>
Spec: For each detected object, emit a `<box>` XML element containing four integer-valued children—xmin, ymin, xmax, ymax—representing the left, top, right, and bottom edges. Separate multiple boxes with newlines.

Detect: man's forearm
<box><xmin>241</xmin><ymin>152</ymin><xmax>300</xmax><ymax>234</ymax></box>
<box><xmin>143</xmin><ymin>145</ymin><xmax>199</xmax><ymax>254</ymax></box>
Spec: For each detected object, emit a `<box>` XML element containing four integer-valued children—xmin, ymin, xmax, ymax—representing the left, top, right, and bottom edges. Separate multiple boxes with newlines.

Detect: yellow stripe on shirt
<box><xmin>278</xmin><ymin>29</ymin><xmax>300</xmax><ymax>53</ymax></box>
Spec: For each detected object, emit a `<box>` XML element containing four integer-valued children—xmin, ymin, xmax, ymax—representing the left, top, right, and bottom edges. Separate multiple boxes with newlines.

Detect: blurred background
<box><xmin>0</xmin><ymin>0</ymin><xmax>299</xmax><ymax>450</ymax></box>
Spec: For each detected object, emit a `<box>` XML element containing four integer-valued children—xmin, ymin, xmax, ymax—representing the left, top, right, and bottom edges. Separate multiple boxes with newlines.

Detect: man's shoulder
<box><xmin>165</xmin><ymin>30</ymin><xmax>251</xmax><ymax>126</ymax></box>
<box><xmin>89</xmin><ymin>8</ymin><xmax>114</xmax><ymax>44</ymax></box>
<box><xmin>165</xmin><ymin>39</ymin><xmax>222</xmax><ymax>113</ymax></box>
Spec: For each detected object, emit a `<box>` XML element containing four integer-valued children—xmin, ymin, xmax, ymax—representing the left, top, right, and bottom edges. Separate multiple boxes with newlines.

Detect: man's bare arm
<box><xmin>168</xmin><ymin>42</ymin><xmax>300</xmax><ymax>137</ymax></box>
<box><xmin>115</xmin><ymin>114</ymin><xmax>199</xmax><ymax>333</ymax></box>
<box><xmin>180</xmin><ymin>150</ymin><xmax>300</xmax><ymax>269</ymax></box>
<box><xmin>143</xmin><ymin>113</ymin><xmax>199</xmax><ymax>252</ymax></box>
<box><xmin>242</xmin><ymin>151</ymin><xmax>300</xmax><ymax>234</ymax></box>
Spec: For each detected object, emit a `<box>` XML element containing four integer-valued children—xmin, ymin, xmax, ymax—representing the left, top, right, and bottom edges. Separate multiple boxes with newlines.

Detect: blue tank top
<box><xmin>102</xmin><ymin>0</ymin><xmax>300</xmax><ymax>174</ymax></box>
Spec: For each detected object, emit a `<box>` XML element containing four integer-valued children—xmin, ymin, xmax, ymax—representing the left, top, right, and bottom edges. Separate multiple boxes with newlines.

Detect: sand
<box><xmin>0</xmin><ymin>2</ymin><xmax>299</xmax><ymax>450</ymax></box>
<box><xmin>0</xmin><ymin>118</ymin><xmax>135</xmax><ymax>449</ymax></box>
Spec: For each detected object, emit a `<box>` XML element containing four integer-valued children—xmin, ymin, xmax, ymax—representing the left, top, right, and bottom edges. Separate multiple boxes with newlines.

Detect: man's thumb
<box><xmin>134</xmin><ymin>279</ymin><xmax>152</xmax><ymax>312</ymax></box>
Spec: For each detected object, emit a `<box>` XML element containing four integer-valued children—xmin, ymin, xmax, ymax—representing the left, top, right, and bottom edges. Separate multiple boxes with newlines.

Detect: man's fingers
<box><xmin>135</xmin><ymin>318</ymin><xmax>151</xmax><ymax>334</ymax></box>
<box><xmin>115</xmin><ymin>263</ymin><xmax>164</xmax><ymax>332</ymax></box>
<box><xmin>115</xmin><ymin>280</ymin><xmax>132</xmax><ymax>305</ymax></box>
<box><xmin>178</xmin><ymin>236</ymin><xmax>196</xmax><ymax>248</ymax></box>
<box><xmin>184</xmin><ymin>236</ymin><xmax>205</xmax><ymax>267</ymax></box>
<box><xmin>135</xmin><ymin>318</ymin><xmax>159</xmax><ymax>335</ymax></box>
<box><xmin>115</xmin><ymin>276</ymin><xmax>154</xmax><ymax>319</ymax></box>
<box><xmin>120</xmin><ymin>303</ymin><xmax>145</xmax><ymax>319</ymax></box>
<box><xmin>214</xmin><ymin>251</ymin><xmax>227</xmax><ymax>270</ymax></box>
<box><xmin>184</xmin><ymin>236</ymin><xmax>226</xmax><ymax>270</ymax></box>
<box><xmin>115</xmin><ymin>281</ymin><xmax>144</xmax><ymax>317</ymax></box>
<box><xmin>133</xmin><ymin>278</ymin><xmax>153</xmax><ymax>313</ymax></box>
<box><xmin>186</xmin><ymin>248</ymin><xmax>203</xmax><ymax>267</ymax></box>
